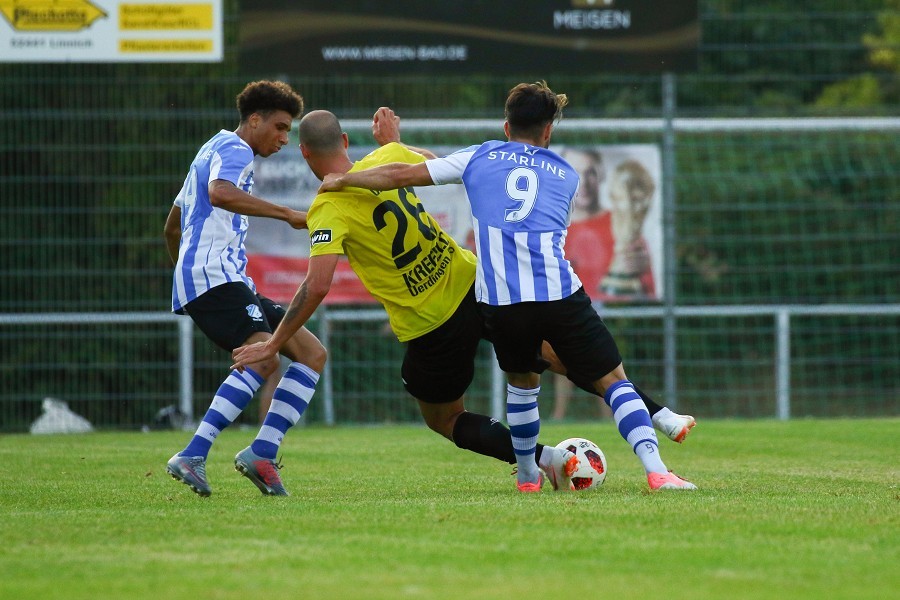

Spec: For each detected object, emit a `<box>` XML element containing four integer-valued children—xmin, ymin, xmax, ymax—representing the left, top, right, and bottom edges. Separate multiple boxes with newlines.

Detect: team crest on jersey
<box><xmin>245</xmin><ymin>304</ymin><xmax>264</xmax><ymax>322</ymax></box>
<box><xmin>310</xmin><ymin>229</ymin><xmax>333</xmax><ymax>246</ymax></box>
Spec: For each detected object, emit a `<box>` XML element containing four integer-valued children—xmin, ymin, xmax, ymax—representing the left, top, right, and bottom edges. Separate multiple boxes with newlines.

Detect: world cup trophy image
<box><xmin>600</xmin><ymin>159</ymin><xmax>656</xmax><ymax>299</ymax></box>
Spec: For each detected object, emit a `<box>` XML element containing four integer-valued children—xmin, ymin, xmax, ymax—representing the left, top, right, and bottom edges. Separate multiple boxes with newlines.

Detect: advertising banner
<box><xmin>240</xmin><ymin>0</ymin><xmax>698</xmax><ymax>75</ymax></box>
<box><xmin>245</xmin><ymin>143</ymin><xmax>663</xmax><ymax>305</ymax></box>
<box><xmin>0</xmin><ymin>0</ymin><xmax>223</xmax><ymax>62</ymax></box>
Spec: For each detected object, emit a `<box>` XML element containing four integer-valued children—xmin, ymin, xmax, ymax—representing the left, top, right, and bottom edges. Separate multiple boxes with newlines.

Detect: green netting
<box><xmin>676</xmin><ymin>129</ymin><xmax>899</xmax><ymax>303</ymax></box>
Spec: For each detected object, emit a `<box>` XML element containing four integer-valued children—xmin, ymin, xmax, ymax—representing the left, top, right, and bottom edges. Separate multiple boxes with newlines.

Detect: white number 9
<box><xmin>504</xmin><ymin>167</ymin><xmax>538</xmax><ymax>223</ymax></box>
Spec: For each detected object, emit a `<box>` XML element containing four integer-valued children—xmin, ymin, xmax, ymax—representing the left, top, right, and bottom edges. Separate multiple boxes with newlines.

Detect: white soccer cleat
<box><xmin>542</xmin><ymin>447</ymin><xmax>580</xmax><ymax>491</ymax></box>
<box><xmin>652</xmin><ymin>409</ymin><xmax>696</xmax><ymax>443</ymax></box>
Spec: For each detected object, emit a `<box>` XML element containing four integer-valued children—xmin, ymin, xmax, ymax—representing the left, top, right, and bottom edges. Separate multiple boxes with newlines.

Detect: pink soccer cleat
<box><xmin>648</xmin><ymin>471</ymin><xmax>698</xmax><ymax>491</ymax></box>
<box><xmin>516</xmin><ymin>473</ymin><xmax>544</xmax><ymax>493</ymax></box>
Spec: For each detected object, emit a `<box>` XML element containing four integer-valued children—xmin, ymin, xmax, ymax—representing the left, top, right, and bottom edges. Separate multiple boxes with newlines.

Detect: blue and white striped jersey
<box><xmin>426</xmin><ymin>140</ymin><xmax>582</xmax><ymax>305</ymax></box>
<box><xmin>171</xmin><ymin>130</ymin><xmax>256</xmax><ymax>312</ymax></box>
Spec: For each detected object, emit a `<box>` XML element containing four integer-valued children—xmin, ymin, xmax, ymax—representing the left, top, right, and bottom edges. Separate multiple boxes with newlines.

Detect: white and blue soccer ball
<box><xmin>556</xmin><ymin>437</ymin><xmax>608</xmax><ymax>490</ymax></box>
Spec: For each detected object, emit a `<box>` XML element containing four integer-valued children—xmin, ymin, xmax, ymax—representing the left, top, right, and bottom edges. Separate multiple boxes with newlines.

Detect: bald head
<box><xmin>299</xmin><ymin>110</ymin><xmax>344</xmax><ymax>154</ymax></box>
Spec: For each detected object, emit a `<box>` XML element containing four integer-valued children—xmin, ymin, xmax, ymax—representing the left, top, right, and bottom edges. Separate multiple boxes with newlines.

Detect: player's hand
<box><xmin>231</xmin><ymin>341</ymin><xmax>276</xmax><ymax>373</ymax></box>
<box><xmin>372</xmin><ymin>107</ymin><xmax>401</xmax><ymax>146</ymax></box>
<box><xmin>318</xmin><ymin>173</ymin><xmax>344</xmax><ymax>193</ymax></box>
<box><xmin>287</xmin><ymin>209</ymin><xmax>308</xmax><ymax>230</ymax></box>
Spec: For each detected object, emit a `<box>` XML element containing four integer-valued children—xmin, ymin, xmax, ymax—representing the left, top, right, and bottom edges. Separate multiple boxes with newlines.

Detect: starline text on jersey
<box><xmin>485</xmin><ymin>151</ymin><xmax>567</xmax><ymax>179</ymax></box>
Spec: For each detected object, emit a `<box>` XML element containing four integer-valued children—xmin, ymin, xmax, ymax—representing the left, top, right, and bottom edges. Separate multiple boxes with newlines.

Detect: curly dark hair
<box><xmin>236</xmin><ymin>80</ymin><xmax>304</xmax><ymax>122</ymax></box>
<box><xmin>504</xmin><ymin>80</ymin><xmax>568</xmax><ymax>138</ymax></box>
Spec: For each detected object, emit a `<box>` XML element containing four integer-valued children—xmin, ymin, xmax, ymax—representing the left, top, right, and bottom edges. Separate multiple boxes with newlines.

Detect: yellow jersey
<box><xmin>307</xmin><ymin>143</ymin><xmax>477</xmax><ymax>342</ymax></box>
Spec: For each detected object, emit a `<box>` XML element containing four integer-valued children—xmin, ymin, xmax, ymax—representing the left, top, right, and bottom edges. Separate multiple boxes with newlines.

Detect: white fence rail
<box><xmin>5</xmin><ymin>304</ymin><xmax>896</xmax><ymax>425</ymax></box>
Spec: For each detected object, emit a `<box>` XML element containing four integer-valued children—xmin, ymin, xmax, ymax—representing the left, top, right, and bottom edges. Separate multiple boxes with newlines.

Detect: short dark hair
<box><xmin>504</xmin><ymin>80</ymin><xmax>568</xmax><ymax>138</ymax></box>
<box><xmin>236</xmin><ymin>80</ymin><xmax>304</xmax><ymax>122</ymax></box>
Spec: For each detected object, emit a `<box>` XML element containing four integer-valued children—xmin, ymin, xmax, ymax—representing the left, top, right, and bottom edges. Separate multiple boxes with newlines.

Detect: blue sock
<box><xmin>181</xmin><ymin>368</ymin><xmax>264</xmax><ymax>459</ymax></box>
<box><xmin>507</xmin><ymin>384</ymin><xmax>541</xmax><ymax>483</ymax></box>
<box><xmin>251</xmin><ymin>363</ymin><xmax>320</xmax><ymax>459</ymax></box>
<box><xmin>604</xmin><ymin>380</ymin><xmax>667</xmax><ymax>474</ymax></box>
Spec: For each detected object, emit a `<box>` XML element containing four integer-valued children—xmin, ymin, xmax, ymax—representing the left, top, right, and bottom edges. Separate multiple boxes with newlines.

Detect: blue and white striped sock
<box><xmin>507</xmin><ymin>384</ymin><xmax>541</xmax><ymax>483</ymax></box>
<box><xmin>604</xmin><ymin>380</ymin><xmax>667</xmax><ymax>474</ymax></box>
<box><xmin>181</xmin><ymin>368</ymin><xmax>264</xmax><ymax>459</ymax></box>
<box><xmin>251</xmin><ymin>362</ymin><xmax>320</xmax><ymax>459</ymax></box>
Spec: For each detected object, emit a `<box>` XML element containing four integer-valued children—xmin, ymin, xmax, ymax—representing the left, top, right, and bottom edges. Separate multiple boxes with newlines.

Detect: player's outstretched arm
<box><xmin>319</xmin><ymin>162</ymin><xmax>433</xmax><ymax>194</ymax></box>
<box><xmin>231</xmin><ymin>254</ymin><xmax>339</xmax><ymax>372</ymax></box>
<box><xmin>371</xmin><ymin>106</ymin><xmax>437</xmax><ymax>159</ymax></box>
<box><xmin>209</xmin><ymin>180</ymin><xmax>307</xmax><ymax>229</ymax></box>
<box><xmin>372</xmin><ymin>107</ymin><xmax>400</xmax><ymax>146</ymax></box>
<box><xmin>164</xmin><ymin>205</ymin><xmax>182</xmax><ymax>265</ymax></box>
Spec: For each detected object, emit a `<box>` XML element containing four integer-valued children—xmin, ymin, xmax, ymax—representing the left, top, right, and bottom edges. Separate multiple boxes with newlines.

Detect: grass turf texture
<box><xmin>0</xmin><ymin>419</ymin><xmax>896</xmax><ymax>600</ymax></box>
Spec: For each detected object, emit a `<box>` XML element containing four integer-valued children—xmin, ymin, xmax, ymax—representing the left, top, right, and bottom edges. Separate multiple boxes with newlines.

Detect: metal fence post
<box><xmin>178</xmin><ymin>316</ymin><xmax>194</xmax><ymax>421</ymax></box>
<box><xmin>662</xmin><ymin>72</ymin><xmax>679</xmax><ymax>409</ymax></box>
<box><xmin>491</xmin><ymin>350</ymin><xmax>504</xmax><ymax>421</ymax></box>
<box><xmin>319</xmin><ymin>305</ymin><xmax>335</xmax><ymax>426</ymax></box>
<box><xmin>776</xmin><ymin>310</ymin><xmax>791</xmax><ymax>420</ymax></box>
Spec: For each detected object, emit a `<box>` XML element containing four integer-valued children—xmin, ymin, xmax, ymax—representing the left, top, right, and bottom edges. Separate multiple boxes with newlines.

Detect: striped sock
<box><xmin>507</xmin><ymin>384</ymin><xmax>541</xmax><ymax>483</ymax></box>
<box><xmin>181</xmin><ymin>368</ymin><xmax>264</xmax><ymax>459</ymax></box>
<box><xmin>251</xmin><ymin>362</ymin><xmax>320</xmax><ymax>459</ymax></box>
<box><xmin>604</xmin><ymin>380</ymin><xmax>667</xmax><ymax>474</ymax></box>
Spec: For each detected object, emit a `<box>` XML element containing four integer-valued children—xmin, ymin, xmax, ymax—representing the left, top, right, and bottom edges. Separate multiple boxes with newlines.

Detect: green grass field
<box><xmin>0</xmin><ymin>418</ymin><xmax>896</xmax><ymax>600</ymax></box>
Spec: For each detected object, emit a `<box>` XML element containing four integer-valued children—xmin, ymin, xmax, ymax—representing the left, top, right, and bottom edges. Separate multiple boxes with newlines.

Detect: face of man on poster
<box><xmin>562</xmin><ymin>148</ymin><xmax>605</xmax><ymax>223</ymax></box>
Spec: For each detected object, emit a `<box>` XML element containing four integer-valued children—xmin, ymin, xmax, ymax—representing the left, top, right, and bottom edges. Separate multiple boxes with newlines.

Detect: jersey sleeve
<box><xmin>307</xmin><ymin>196</ymin><xmax>350</xmax><ymax>256</ymax></box>
<box><xmin>209</xmin><ymin>142</ymin><xmax>254</xmax><ymax>186</ymax></box>
<box><xmin>425</xmin><ymin>147</ymin><xmax>476</xmax><ymax>185</ymax></box>
<box><xmin>353</xmin><ymin>142</ymin><xmax>427</xmax><ymax>170</ymax></box>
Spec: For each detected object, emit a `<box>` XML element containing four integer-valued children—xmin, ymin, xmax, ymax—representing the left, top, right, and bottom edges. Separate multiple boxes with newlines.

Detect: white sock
<box><xmin>605</xmin><ymin>380</ymin><xmax>668</xmax><ymax>474</ymax></box>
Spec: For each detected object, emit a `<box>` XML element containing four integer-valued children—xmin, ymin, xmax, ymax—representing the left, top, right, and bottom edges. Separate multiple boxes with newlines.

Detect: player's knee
<box><xmin>423</xmin><ymin>414</ymin><xmax>451</xmax><ymax>438</ymax></box>
<box><xmin>420</xmin><ymin>405</ymin><xmax>463</xmax><ymax>441</ymax></box>
<box><xmin>253</xmin><ymin>354</ymin><xmax>281</xmax><ymax>379</ymax></box>
<box><xmin>595</xmin><ymin>364</ymin><xmax>628</xmax><ymax>396</ymax></box>
<box><xmin>303</xmin><ymin>340</ymin><xmax>328</xmax><ymax>373</ymax></box>
<box><xmin>283</xmin><ymin>334</ymin><xmax>328</xmax><ymax>373</ymax></box>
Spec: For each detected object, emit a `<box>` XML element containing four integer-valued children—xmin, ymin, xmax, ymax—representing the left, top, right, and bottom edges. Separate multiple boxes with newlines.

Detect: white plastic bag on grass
<box><xmin>30</xmin><ymin>397</ymin><xmax>94</xmax><ymax>434</ymax></box>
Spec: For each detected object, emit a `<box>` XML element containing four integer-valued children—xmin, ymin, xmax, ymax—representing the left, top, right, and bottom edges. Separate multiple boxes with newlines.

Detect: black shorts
<box><xmin>401</xmin><ymin>286</ymin><xmax>485</xmax><ymax>404</ymax></box>
<box><xmin>182</xmin><ymin>282</ymin><xmax>285</xmax><ymax>352</ymax></box>
<box><xmin>480</xmin><ymin>287</ymin><xmax>622</xmax><ymax>385</ymax></box>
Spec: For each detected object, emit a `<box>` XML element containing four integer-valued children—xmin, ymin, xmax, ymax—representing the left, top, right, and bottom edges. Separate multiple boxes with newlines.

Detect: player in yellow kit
<box><xmin>231</xmin><ymin>108</ymin><xmax>580</xmax><ymax>489</ymax></box>
<box><xmin>307</xmin><ymin>142</ymin><xmax>473</xmax><ymax>343</ymax></box>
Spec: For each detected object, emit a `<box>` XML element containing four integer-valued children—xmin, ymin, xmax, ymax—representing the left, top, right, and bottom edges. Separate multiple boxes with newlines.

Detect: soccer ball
<box><xmin>556</xmin><ymin>437</ymin><xmax>607</xmax><ymax>490</ymax></box>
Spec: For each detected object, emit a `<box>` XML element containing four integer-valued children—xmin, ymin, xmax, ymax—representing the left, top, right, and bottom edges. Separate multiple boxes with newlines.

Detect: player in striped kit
<box><xmin>163</xmin><ymin>80</ymin><xmax>326</xmax><ymax>497</ymax></box>
<box><xmin>320</xmin><ymin>83</ymin><xmax>696</xmax><ymax>493</ymax></box>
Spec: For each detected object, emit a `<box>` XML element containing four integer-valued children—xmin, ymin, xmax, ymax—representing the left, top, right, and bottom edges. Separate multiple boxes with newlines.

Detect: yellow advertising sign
<box><xmin>119</xmin><ymin>4</ymin><xmax>212</xmax><ymax>30</ymax></box>
<box><xmin>1</xmin><ymin>0</ymin><xmax>222</xmax><ymax>62</ymax></box>
<box><xmin>119</xmin><ymin>38</ymin><xmax>211</xmax><ymax>52</ymax></box>
<box><xmin>0</xmin><ymin>0</ymin><xmax>107</xmax><ymax>32</ymax></box>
